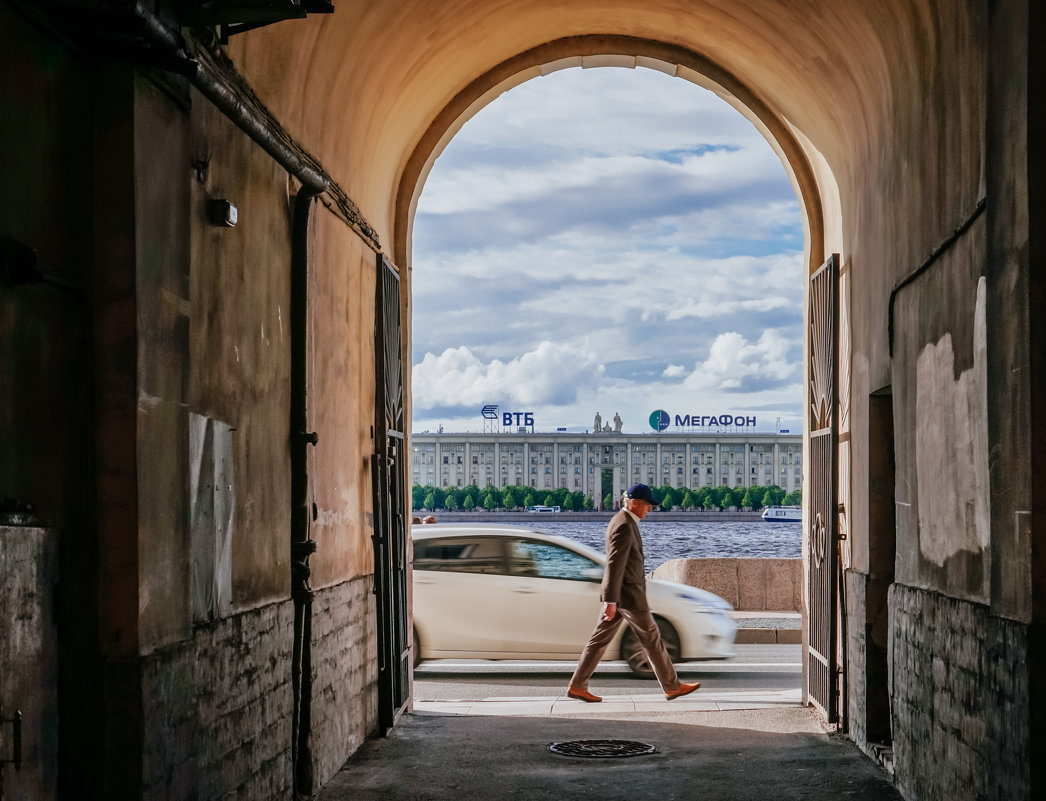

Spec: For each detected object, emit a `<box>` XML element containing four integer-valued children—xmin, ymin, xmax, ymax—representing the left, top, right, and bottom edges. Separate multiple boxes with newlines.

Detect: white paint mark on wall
<box><xmin>914</xmin><ymin>276</ymin><xmax>989</xmax><ymax>568</ymax></box>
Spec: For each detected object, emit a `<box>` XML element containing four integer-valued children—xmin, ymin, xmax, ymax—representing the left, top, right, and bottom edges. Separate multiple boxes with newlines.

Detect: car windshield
<box><xmin>507</xmin><ymin>539</ymin><xmax>602</xmax><ymax>581</ymax></box>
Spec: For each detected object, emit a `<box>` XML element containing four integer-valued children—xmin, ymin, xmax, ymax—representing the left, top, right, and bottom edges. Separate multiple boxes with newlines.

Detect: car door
<box><xmin>413</xmin><ymin>536</ymin><xmax>510</xmax><ymax>656</ymax></box>
<box><xmin>501</xmin><ymin>537</ymin><xmax>604</xmax><ymax>656</ymax></box>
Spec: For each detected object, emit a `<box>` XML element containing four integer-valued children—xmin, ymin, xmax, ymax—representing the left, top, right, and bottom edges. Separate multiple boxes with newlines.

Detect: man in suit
<box><xmin>567</xmin><ymin>483</ymin><xmax>701</xmax><ymax>702</ymax></box>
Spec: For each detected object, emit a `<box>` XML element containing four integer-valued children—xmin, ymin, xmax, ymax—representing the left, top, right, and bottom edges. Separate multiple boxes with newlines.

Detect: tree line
<box><xmin>412</xmin><ymin>483</ymin><xmax>801</xmax><ymax>513</ymax></box>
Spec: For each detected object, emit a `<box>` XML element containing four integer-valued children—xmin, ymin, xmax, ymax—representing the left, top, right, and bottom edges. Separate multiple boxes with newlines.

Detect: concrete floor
<box><xmin>316</xmin><ymin>702</ymin><xmax>901</xmax><ymax>801</ymax></box>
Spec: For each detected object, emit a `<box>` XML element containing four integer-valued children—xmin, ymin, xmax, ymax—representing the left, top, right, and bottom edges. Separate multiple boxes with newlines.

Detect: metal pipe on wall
<box><xmin>289</xmin><ymin>187</ymin><xmax>321</xmax><ymax>796</ymax></box>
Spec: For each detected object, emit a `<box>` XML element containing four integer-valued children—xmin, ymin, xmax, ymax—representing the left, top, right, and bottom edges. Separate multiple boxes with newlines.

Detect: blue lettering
<box><xmin>675</xmin><ymin>414</ymin><xmax>690</xmax><ymax>426</ymax></box>
<box><xmin>746</xmin><ymin>416</ymin><xmax>757</xmax><ymax>426</ymax></box>
<box><xmin>700</xmin><ymin>416</ymin><xmax>709</xmax><ymax>426</ymax></box>
<box><xmin>708</xmin><ymin>416</ymin><xmax>719</xmax><ymax>426</ymax></box>
<box><xmin>503</xmin><ymin>412</ymin><xmax>513</xmax><ymax>426</ymax></box>
<box><xmin>524</xmin><ymin>413</ymin><xmax>534</xmax><ymax>426</ymax></box>
<box><xmin>720</xmin><ymin>414</ymin><xmax>733</xmax><ymax>426</ymax></box>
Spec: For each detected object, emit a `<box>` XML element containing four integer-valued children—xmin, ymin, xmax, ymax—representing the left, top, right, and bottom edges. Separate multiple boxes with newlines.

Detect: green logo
<box><xmin>649</xmin><ymin>410</ymin><xmax>670</xmax><ymax>432</ymax></box>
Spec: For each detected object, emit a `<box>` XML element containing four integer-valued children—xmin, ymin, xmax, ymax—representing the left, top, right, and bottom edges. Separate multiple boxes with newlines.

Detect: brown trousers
<box><xmin>569</xmin><ymin>606</ymin><xmax>680</xmax><ymax>692</ymax></box>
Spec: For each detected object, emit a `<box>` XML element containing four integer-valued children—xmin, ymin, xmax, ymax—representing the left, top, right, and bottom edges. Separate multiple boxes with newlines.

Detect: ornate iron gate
<box><xmin>372</xmin><ymin>253</ymin><xmax>409</xmax><ymax>733</ymax></box>
<box><xmin>808</xmin><ymin>253</ymin><xmax>840</xmax><ymax>723</ymax></box>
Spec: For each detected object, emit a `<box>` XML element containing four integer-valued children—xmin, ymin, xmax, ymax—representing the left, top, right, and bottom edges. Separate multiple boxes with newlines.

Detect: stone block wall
<box><xmin>141</xmin><ymin>600</ymin><xmax>295</xmax><ymax>801</ymax></box>
<box><xmin>890</xmin><ymin>583</ymin><xmax>1028</xmax><ymax>801</ymax></box>
<box><xmin>651</xmin><ymin>558</ymin><xmax>803</xmax><ymax>611</ymax></box>
<box><xmin>139</xmin><ymin>579</ymin><xmax>380</xmax><ymax>800</ymax></box>
<box><xmin>309</xmin><ymin>576</ymin><xmax>379</xmax><ymax>787</ymax></box>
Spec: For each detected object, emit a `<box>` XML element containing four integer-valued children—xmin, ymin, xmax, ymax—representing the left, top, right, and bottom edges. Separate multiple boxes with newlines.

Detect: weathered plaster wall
<box><xmin>892</xmin><ymin>244</ymin><xmax>989</xmax><ymax>602</ymax></box>
<box><xmin>188</xmin><ymin>96</ymin><xmax>295</xmax><ymax>609</ymax></box>
<box><xmin>308</xmin><ymin>217</ymin><xmax>378</xmax><ymax>585</ymax></box>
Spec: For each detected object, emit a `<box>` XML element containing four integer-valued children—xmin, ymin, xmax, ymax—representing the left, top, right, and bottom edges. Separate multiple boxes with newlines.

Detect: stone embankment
<box><xmin>421</xmin><ymin>510</ymin><xmax>763</xmax><ymax>522</ymax></box>
<box><xmin>652</xmin><ymin>557</ymin><xmax>803</xmax><ymax>644</ymax></box>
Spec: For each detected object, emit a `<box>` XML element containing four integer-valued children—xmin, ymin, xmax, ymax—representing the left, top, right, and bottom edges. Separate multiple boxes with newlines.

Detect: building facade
<box><xmin>411</xmin><ymin>430</ymin><xmax>802</xmax><ymax>500</ymax></box>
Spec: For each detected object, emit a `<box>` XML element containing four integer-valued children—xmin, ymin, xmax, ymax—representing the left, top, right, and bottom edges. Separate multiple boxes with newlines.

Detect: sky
<box><xmin>410</xmin><ymin>66</ymin><xmax>805</xmax><ymax>436</ymax></box>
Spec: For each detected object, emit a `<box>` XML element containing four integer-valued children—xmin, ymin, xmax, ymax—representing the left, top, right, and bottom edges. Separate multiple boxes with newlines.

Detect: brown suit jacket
<box><xmin>600</xmin><ymin>508</ymin><xmax>649</xmax><ymax>612</ymax></box>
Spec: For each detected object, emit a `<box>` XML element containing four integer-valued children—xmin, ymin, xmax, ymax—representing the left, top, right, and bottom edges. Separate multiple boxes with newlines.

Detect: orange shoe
<box><xmin>665</xmin><ymin>681</ymin><xmax>701</xmax><ymax>700</ymax></box>
<box><xmin>567</xmin><ymin>686</ymin><xmax>603</xmax><ymax>703</ymax></box>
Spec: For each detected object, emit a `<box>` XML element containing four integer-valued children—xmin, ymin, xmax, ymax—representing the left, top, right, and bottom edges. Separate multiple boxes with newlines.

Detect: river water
<box><xmin>522</xmin><ymin>519</ymin><xmax>802</xmax><ymax>572</ymax></box>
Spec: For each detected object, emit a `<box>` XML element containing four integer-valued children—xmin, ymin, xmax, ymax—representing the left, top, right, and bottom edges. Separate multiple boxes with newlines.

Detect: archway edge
<box><xmin>393</xmin><ymin>34</ymin><xmax>826</xmax><ymax>275</ymax></box>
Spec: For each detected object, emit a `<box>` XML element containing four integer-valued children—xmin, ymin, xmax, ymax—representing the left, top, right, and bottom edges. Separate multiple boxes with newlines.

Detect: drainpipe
<box><xmin>117</xmin><ymin>4</ymin><xmax>329</xmax><ymax>794</ymax></box>
<box><xmin>289</xmin><ymin>186</ymin><xmax>321</xmax><ymax>796</ymax></box>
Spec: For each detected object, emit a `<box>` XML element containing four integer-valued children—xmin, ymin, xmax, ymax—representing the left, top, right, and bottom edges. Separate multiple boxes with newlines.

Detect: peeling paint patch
<box><xmin>914</xmin><ymin>277</ymin><xmax>989</xmax><ymax>570</ymax></box>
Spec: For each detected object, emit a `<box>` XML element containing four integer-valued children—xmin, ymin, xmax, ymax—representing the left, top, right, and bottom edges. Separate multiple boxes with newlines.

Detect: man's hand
<box><xmin>602</xmin><ymin>602</ymin><xmax>618</xmax><ymax>621</ymax></box>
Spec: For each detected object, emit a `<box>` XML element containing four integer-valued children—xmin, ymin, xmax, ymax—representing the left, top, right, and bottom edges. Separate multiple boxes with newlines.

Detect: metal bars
<box><xmin>372</xmin><ymin>253</ymin><xmax>410</xmax><ymax>733</ymax></box>
<box><xmin>807</xmin><ymin>253</ymin><xmax>840</xmax><ymax>723</ymax></box>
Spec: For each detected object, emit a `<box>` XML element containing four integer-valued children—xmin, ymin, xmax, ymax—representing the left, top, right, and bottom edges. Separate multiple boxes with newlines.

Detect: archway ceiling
<box><xmin>229</xmin><ymin>0</ymin><xmax>936</xmax><ymax>250</ymax></box>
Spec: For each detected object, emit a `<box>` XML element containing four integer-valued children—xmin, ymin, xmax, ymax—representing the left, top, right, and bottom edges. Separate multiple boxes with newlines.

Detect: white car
<box><xmin>411</xmin><ymin>523</ymin><xmax>736</xmax><ymax>676</ymax></box>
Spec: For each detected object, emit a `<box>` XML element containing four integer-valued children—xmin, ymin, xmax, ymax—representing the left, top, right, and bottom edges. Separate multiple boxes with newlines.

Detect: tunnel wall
<box><xmin>1</xmin><ymin>1</ymin><xmax>1041</xmax><ymax>799</ymax></box>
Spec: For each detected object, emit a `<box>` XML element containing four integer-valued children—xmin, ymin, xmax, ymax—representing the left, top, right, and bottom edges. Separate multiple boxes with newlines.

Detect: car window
<box><xmin>413</xmin><ymin>537</ymin><xmax>506</xmax><ymax>574</ymax></box>
<box><xmin>507</xmin><ymin>539</ymin><xmax>602</xmax><ymax>581</ymax></box>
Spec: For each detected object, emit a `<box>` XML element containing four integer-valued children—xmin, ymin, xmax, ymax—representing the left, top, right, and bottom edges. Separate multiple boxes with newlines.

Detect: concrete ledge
<box><xmin>653</xmin><ymin>557</ymin><xmax>803</xmax><ymax>612</ymax></box>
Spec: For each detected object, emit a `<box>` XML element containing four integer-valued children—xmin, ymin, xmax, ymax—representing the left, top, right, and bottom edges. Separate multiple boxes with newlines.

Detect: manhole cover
<box><xmin>548</xmin><ymin>739</ymin><xmax>656</xmax><ymax>758</ymax></box>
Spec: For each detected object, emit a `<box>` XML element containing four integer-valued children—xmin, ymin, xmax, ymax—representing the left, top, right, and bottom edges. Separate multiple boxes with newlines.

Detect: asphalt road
<box><xmin>413</xmin><ymin>643</ymin><xmax>801</xmax><ymax>701</ymax></box>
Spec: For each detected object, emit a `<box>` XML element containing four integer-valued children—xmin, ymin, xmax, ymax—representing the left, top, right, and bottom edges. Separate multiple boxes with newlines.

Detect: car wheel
<box><xmin>620</xmin><ymin>617</ymin><xmax>680</xmax><ymax>678</ymax></box>
<box><xmin>412</xmin><ymin>626</ymin><xmax>422</xmax><ymax>668</ymax></box>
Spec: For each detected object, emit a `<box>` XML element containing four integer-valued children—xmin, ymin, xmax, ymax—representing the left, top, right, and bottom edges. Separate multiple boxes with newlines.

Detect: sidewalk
<box><xmin>732</xmin><ymin>610</ymin><xmax>802</xmax><ymax>644</ymax></box>
<box><xmin>317</xmin><ymin>692</ymin><xmax>901</xmax><ymax>801</ymax></box>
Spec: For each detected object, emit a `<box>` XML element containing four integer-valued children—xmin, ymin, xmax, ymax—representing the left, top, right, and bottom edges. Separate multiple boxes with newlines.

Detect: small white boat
<box><xmin>761</xmin><ymin>505</ymin><xmax>801</xmax><ymax>522</ymax></box>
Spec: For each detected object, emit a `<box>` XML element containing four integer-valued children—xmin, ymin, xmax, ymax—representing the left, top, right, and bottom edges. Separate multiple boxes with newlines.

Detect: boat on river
<box><xmin>761</xmin><ymin>505</ymin><xmax>802</xmax><ymax>522</ymax></box>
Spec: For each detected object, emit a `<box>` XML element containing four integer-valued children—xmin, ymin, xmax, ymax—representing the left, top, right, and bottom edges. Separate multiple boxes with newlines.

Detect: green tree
<box><xmin>583</xmin><ymin>494</ymin><xmax>595</xmax><ymax>511</ymax></box>
<box><xmin>543</xmin><ymin>494</ymin><xmax>556</xmax><ymax>507</ymax></box>
<box><xmin>783</xmin><ymin>490</ymin><xmax>802</xmax><ymax>505</ymax></box>
<box><xmin>702</xmin><ymin>494</ymin><xmax>716</xmax><ymax>510</ymax></box>
<box><xmin>412</xmin><ymin>484</ymin><xmax>426</xmax><ymax>510</ymax></box>
<box><xmin>681</xmin><ymin>489</ymin><xmax>695</xmax><ymax>510</ymax></box>
<box><xmin>660</xmin><ymin>487</ymin><xmax>678</xmax><ymax>511</ymax></box>
<box><xmin>444</xmin><ymin>494</ymin><xmax>458</xmax><ymax>511</ymax></box>
<box><xmin>560</xmin><ymin>493</ymin><xmax>574</xmax><ymax>511</ymax></box>
<box><xmin>502</xmin><ymin>487</ymin><xmax>517</xmax><ymax>509</ymax></box>
<box><xmin>523</xmin><ymin>492</ymin><xmax>536</xmax><ymax>509</ymax></box>
<box><xmin>572</xmin><ymin>491</ymin><xmax>586</xmax><ymax>511</ymax></box>
<box><xmin>431</xmin><ymin>487</ymin><xmax>447</xmax><ymax>510</ymax></box>
<box><xmin>693</xmin><ymin>486</ymin><xmax>710</xmax><ymax>507</ymax></box>
<box><xmin>483</xmin><ymin>492</ymin><xmax>496</xmax><ymax>511</ymax></box>
<box><xmin>463</xmin><ymin>495</ymin><xmax>475</xmax><ymax>511</ymax></box>
<box><xmin>602</xmin><ymin>493</ymin><xmax>613</xmax><ymax>510</ymax></box>
<box><xmin>729</xmin><ymin>486</ymin><xmax>746</xmax><ymax>509</ymax></box>
<box><xmin>423</xmin><ymin>490</ymin><xmax>436</xmax><ymax>510</ymax></box>
<box><xmin>760</xmin><ymin>489</ymin><xmax>775</xmax><ymax>508</ymax></box>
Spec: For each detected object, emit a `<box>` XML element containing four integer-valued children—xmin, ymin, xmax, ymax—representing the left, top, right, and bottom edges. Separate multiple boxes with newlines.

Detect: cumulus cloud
<box><xmin>684</xmin><ymin>329</ymin><xmax>798</xmax><ymax>392</ymax></box>
<box><xmin>410</xmin><ymin>65</ymin><xmax>806</xmax><ymax>433</ymax></box>
<box><xmin>413</xmin><ymin>341</ymin><xmax>605</xmax><ymax>411</ymax></box>
<box><xmin>663</xmin><ymin>363</ymin><xmax>687</xmax><ymax>378</ymax></box>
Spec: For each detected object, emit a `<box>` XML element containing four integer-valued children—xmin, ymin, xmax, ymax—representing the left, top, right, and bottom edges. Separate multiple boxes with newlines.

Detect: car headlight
<box><xmin>676</xmin><ymin>590</ymin><xmax>732</xmax><ymax>614</ymax></box>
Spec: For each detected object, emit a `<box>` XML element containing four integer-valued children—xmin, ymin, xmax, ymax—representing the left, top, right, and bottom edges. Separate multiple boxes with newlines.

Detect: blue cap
<box><xmin>624</xmin><ymin>483</ymin><xmax>658</xmax><ymax>505</ymax></box>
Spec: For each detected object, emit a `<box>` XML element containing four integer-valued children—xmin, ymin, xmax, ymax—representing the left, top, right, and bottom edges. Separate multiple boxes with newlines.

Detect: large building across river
<box><xmin>411</xmin><ymin>430</ymin><xmax>802</xmax><ymax>500</ymax></box>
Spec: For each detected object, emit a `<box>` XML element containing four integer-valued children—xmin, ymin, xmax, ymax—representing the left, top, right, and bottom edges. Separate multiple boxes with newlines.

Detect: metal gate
<box><xmin>808</xmin><ymin>253</ymin><xmax>840</xmax><ymax>723</ymax></box>
<box><xmin>372</xmin><ymin>253</ymin><xmax>409</xmax><ymax>733</ymax></box>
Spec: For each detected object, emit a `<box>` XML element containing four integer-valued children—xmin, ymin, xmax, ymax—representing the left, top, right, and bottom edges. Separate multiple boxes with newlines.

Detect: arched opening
<box><xmin>395</xmin><ymin>37</ymin><xmax>847</xmax><ymax>719</ymax></box>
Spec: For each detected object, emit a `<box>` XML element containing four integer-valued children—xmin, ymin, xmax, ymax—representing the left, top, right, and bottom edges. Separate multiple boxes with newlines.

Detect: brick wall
<box><xmin>309</xmin><ymin>576</ymin><xmax>379</xmax><ymax>786</ymax></box>
<box><xmin>141</xmin><ymin>601</ymin><xmax>295</xmax><ymax>801</ymax></box>
<box><xmin>890</xmin><ymin>583</ymin><xmax>1029</xmax><ymax>801</ymax></box>
<box><xmin>0</xmin><ymin>526</ymin><xmax>58</xmax><ymax>801</ymax></box>
<box><xmin>139</xmin><ymin>578</ymin><xmax>379</xmax><ymax>800</ymax></box>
